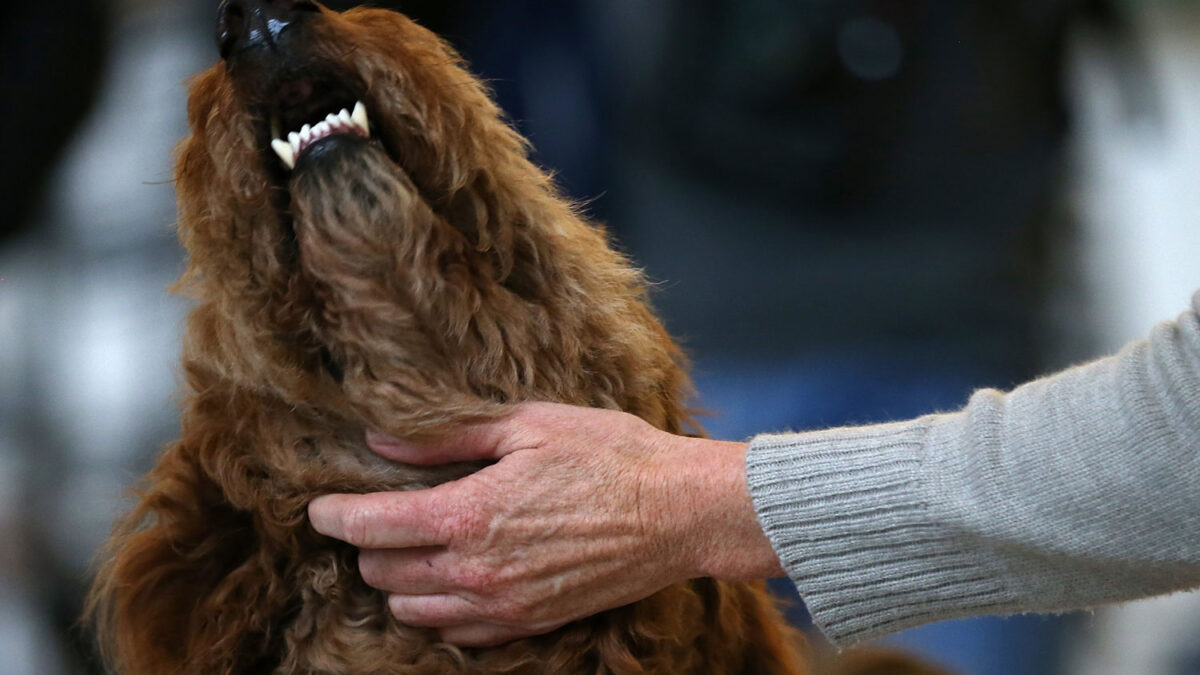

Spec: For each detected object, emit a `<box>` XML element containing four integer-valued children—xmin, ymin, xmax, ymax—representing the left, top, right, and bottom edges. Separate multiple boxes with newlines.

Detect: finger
<box><xmin>358</xmin><ymin>547</ymin><xmax>453</xmax><ymax>595</ymax></box>
<box><xmin>366</xmin><ymin>402</ymin><xmax>558</xmax><ymax>464</ymax></box>
<box><xmin>388</xmin><ymin>593</ymin><xmax>483</xmax><ymax>628</ymax></box>
<box><xmin>439</xmin><ymin>623</ymin><xmax>548</xmax><ymax>648</ymax></box>
<box><xmin>364</xmin><ymin>429</ymin><xmax>481</xmax><ymax>465</ymax></box>
<box><xmin>308</xmin><ymin>492</ymin><xmax>447</xmax><ymax>548</ymax></box>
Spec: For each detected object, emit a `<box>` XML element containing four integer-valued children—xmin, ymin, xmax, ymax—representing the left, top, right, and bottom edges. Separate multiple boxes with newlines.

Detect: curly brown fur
<box><xmin>86</xmin><ymin>4</ymin><xmax>811</xmax><ymax>674</ymax></box>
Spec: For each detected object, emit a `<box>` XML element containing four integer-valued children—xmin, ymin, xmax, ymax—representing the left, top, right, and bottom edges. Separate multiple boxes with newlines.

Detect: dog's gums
<box><xmin>271</xmin><ymin>100</ymin><xmax>370</xmax><ymax>169</ymax></box>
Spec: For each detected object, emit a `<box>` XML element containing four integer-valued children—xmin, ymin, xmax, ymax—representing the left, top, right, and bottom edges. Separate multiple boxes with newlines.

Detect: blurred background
<box><xmin>2</xmin><ymin>0</ymin><xmax>1199</xmax><ymax>673</ymax></box>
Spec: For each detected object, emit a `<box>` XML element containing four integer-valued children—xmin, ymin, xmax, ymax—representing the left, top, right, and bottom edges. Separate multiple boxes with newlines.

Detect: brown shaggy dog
<box><xmin>86</xmin><ymin>2</ymin><xmax>816</xmax><ymax>673</ymax></box>
<box><xmin>86</xmin><ymin>3</ymin><xmax>958</xmax><ymax>674</ymax></box>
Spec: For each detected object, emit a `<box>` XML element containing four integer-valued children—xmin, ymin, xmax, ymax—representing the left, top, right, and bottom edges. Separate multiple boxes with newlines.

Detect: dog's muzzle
<box><xmin>216</xmin><ymin>0</ymin><xmax>320</xmax><ymax>62</ymax></box>
<box><xmin>215</xmin><ymin>0</ymin><xmax>373</xmax><ymax>172</ymax></box>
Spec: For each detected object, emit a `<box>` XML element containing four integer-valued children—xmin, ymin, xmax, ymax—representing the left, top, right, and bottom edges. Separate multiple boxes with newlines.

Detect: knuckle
<box><xmin>452</xmin><ymin>562</ymin><xmax>494</xmax><ymax>593</ymax></box>
<box><xmin>493</xmin><ymin>596</ymin><xmax>533</xmax><ymax>624</ymax></box>
<box><xmin>515</xmin><ymin>593</ymin><xmax>542</xmax><ymax>618</ymax></box>
<box><xmin>438</xmin><ymin>512</ymin><xmax>468</xmax><ymax>545</ymax></box>
<box><xmin>614</xmin><ymin>409</ymin><xmax>647</xmax><ymax>438</ymax></box>
<box><xmin>341</xmin><ymin>503</ymin><xmax>375</xmax><ymax>547</ymax></box>
<box><xmin>509</xmin><ymin>404</ymin><xmax>553</xmax><ymax>445</ymax></box>
<box><xmin>440</xmin><ymin>499</ymin><xmax>488</xmax><ymax>546</ymax></box>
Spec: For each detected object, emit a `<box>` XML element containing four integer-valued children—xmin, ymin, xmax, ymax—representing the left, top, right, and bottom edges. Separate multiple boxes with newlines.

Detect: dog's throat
<box><xmin>287</xmin><ymin>138</ymin><xmax>435</xmax><ymax>341</ymax></box>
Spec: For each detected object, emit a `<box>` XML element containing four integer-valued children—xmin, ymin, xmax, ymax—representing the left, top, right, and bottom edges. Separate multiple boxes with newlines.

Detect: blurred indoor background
<box><xmin>2</xmin><ymin>0</ymin><xmax>1199</xmax><ymax>673</ymax></box>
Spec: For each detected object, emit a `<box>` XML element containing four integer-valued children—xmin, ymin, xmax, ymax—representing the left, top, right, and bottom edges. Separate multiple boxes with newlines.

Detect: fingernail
<box><xmin>307</xmin><ymin>496</ymin><xmax>334</xmax><ymax>534</ymax></box>
<box><xmin>366</xmin><ymin>429</ymin><xmax>403</xmax><ymax>448</ymax></box>
<box><xmin>366</xmin><ymin>430</ymin><xmax>421</xmax><ymax>457</ymax></box>
<box><xmin>366</xmin><ymin>430</ymin><xmax>429</xmax><ymax>462</ymax></box>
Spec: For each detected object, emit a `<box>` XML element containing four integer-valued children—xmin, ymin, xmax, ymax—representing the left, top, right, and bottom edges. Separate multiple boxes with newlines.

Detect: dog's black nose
<box><xmin>216</xmin><ymin>0</ymin><xmax>320</xmax><ymax>60</ymax></box>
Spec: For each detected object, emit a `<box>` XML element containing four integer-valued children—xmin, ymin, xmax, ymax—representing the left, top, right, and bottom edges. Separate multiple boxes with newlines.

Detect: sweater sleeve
<box><xmin>745</xmin><ymin>292</ymin><xmax>1200</xmax><ymax>647</ymax></box>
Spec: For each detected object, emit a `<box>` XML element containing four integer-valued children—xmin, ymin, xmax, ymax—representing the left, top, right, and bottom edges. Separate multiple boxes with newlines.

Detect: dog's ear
<box><xmin>85</xmin><ymin>442</ymin><xmax>289</xmax><ymax>675</ymax></box>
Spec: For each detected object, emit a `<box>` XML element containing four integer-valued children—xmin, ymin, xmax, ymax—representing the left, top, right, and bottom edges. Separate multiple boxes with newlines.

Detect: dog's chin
<box><xmin>289</xmin><ymin>134</ymin><xmax>405</xmax><ymax>230</ymax></box>
<box><xmin>276</xmin><ymin>113</ymin><xmax>415</xmax><ymax>242</ymax></box>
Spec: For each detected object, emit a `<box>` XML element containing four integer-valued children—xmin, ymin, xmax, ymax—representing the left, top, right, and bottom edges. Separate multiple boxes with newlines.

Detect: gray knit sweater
<box><xmin>746</xmin><ymin>293</ymin><xmax>1200</xmax><ymax>647</ymax></box>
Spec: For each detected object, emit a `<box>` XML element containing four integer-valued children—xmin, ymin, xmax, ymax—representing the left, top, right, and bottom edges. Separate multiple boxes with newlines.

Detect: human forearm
<box><xmin>748</xmin><ymin>293</ymin><xmax>1200</xmax><ymax>646</ymax></box>
<box><xmin>749</xmin><ymin>415</ymin><xmax>1011</xmax><ymax>646</ymax></box>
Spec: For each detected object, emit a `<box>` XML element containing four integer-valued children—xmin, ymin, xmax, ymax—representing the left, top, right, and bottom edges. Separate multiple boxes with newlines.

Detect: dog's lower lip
<box><xmin>293</xmin><ymin>133</ymin><xmax>370</xmax><ymax>169</ymax></box>
<box><xmin>272</xmin><ymin>101</ymin><xmax>370</xmax><ymax>170</ymax></box>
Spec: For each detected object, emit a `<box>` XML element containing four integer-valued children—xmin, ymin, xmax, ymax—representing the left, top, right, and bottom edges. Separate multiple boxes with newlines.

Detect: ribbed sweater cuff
<box><xmin>746</xmin><ymin>419</ymin><xmax>1015</xmax><ymax>647</ymax></box>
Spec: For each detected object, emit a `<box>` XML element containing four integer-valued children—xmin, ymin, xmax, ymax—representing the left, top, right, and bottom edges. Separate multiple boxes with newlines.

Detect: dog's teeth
<box><xmin>271</xmin><ymin>139</ymin><xmax>296</xmax><ymax>170</ymax></box>
<box><xmin>277</xmin><ymin>109</ymin><xmax>366</xmax><ymax>164</ymax></box>
<box><xmin>352</xmin><ymin>101</ymin><xmax>370</xmax><ymax>137</ymax></box>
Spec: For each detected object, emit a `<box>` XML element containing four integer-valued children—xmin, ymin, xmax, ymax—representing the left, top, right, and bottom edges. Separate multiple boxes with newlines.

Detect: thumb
<box><xmin>366</xmin><ymin>405</ymin><xmax>547</xmax><ymax>465</ymax></box>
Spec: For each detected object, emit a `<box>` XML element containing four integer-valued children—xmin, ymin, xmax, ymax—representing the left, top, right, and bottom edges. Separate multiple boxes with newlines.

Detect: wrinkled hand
<box><xmin>307</xmin><ymin>402</ymin><xmax>782</xmax><ymax>647</ymax></box>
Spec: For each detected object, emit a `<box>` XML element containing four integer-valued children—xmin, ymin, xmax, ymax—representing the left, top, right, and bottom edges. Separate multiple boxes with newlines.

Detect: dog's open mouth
<box><xmin>270</xmin><ymin>100</ymin><xmax>369</xmax><ymax>170</ymax></box>
<box><xmin>262</xmin><ymin>76</ymin><xmax>373</xmax><ymax>171</ymax></box>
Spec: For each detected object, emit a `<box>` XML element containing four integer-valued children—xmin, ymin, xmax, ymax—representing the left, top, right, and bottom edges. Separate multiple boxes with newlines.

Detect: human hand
<box><xmin>307</xmin><ymin>402</ymin><xmax>783</xmax><ymax>647</ymax></box>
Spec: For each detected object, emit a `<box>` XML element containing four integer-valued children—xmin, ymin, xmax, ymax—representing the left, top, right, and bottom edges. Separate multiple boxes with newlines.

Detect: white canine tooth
<box><xmin>326</xmin><ymin>113</ymin><xmax>339</xmax><ymax>127</ymax></box>
<box><xmin>271</xmin><ymin>138</ymin><xmax>296</xmax><ymax>170</ymax></box>
<box><xmin>288</xmin><ymin>131</ymin><xmax>301</xmax><ymax>153</ymax></box>
<box><xmin>338</xmin><ymin>109</ymin><xmax>352</xmax><ymax>126</ymax></box>
<box><xmin>352</xmin><ymin>101</ymin><xmax>370</xmax><ymax>137</ymax></box>
<box><xmin>301</xmin><ymin>124</ymin><xmax>312</xmax><ymax>143</ymax></box>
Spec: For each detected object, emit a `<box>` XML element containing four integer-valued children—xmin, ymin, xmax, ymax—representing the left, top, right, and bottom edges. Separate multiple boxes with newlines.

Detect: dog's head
<box><xmin>191</xmin><ymin>0</ymin><xmax>523</xmax><ymax>226</ymax></box>
<box><xmin>175</xmin><ymin>1</ymin><xmax>685</xmax><ymax>434</ymax></box>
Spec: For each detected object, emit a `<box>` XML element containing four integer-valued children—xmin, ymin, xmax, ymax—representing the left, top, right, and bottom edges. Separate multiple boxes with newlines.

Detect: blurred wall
<box><xmin>0</xmin><ymin>1</ymin><xmax>208</xmax><ymax>671</ymax></box>
<box><xmin>1063</xmin><ymin>4</ymin><xmax>1200</xmax><ymax>674</ymax></box>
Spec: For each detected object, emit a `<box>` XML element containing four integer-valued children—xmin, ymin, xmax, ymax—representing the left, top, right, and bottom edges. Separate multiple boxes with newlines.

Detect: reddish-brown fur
<box><xmin>86</xmin><ymin>5</ymin><xmax>813</xmax><ymax>674</ymax></box>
